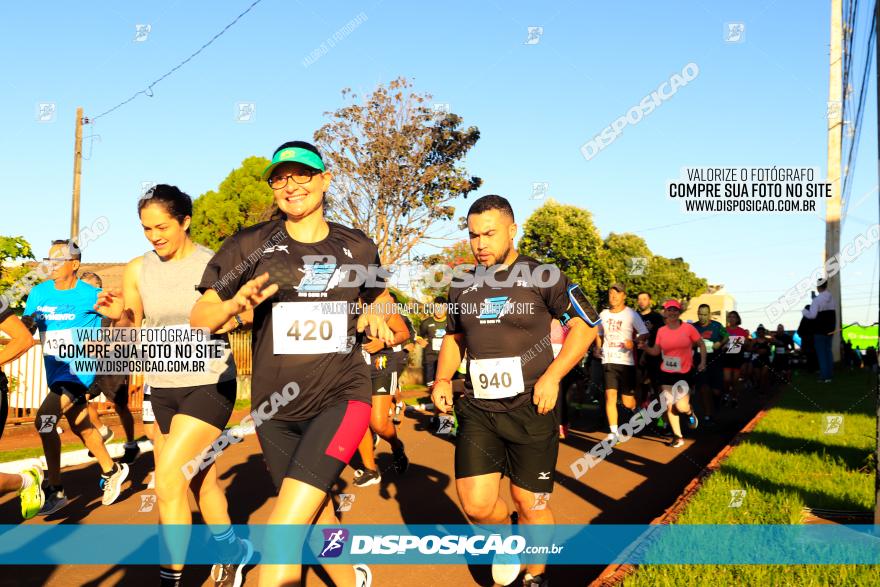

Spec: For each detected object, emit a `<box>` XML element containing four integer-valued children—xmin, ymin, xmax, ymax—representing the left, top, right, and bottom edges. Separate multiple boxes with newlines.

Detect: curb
<box><xmin>588</xmin><ymin>390</ymin><xmax>782</xmax><ymax>587</ymax></box>
<box><xmin>0</xmin><ymin>439</ymin><xmax>155</xmax><ymax>475</ymax></box>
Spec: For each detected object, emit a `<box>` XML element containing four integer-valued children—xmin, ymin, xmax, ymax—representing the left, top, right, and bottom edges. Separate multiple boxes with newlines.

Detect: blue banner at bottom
<box><xmin>0</xmin><ymin>524</ymin><xmax>878</xmax><ymax>565</ymax></box>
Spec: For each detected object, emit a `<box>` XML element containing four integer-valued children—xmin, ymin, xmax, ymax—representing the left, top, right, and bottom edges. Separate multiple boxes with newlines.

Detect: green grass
<box><xmin>624</xmin><ymin>370</ymin><xmax>878</xmax><ymax>587</ymax></box>
<box><xmin>0</xmin><ymin>439</ymin><xmax>131</xmax><ymax>464</ymax></box>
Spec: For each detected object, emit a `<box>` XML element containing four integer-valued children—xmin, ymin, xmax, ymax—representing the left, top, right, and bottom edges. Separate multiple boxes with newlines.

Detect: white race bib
<box><xmin>272</xmin><ymin>302</ymin><xmax>348</xmax><ymax>354</ymax></box>
<box><xmin>431</xmin><ymin>328</ymin><xmax>446</xmax><ymax>351</ymax></box>
<box><xmin>662</xmin><ymin>353</ymin><xmax>683</xmax><ymax>373</ymax></box>
<box><xmin>469</xmin><ymin>356</ymin><xmax>525</xmax><ymax>400</ymax></box>
<box><xmin>42</xmin><ymin>329</ymin><xmax>73</xmax><ymax>357</ymax></box>
<box><xmin>141</xmin><ymin>399</ymin><xmax>154</xmax><ymax>422</ymax></box>
<box><xmin>703</xmin><ymin>338</ymin><xmax>715</xmax><ymax>353</ymax></box>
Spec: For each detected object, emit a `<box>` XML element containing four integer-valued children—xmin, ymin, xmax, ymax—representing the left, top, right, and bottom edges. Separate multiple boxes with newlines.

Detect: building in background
<box><xmin>681</xmin><ymin>284</ymin><xmax>737</xmax><ymax>324</ymax></box>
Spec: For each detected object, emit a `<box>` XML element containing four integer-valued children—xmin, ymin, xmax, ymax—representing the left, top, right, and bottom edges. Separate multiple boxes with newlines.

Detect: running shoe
<box><xmin>392</xmin><ymin>401</ymin><xmax>404</xmax><ymax>425</ymax></box>
<box><xmin>668</xmin><ymin>436</ymin><xmax>685</xmax><ymax>448</ymax></box>
<box><xmin>211</xmin><ymin>538</ymin><xmax>253</xmax><ymax>587</ymax></box>
<box><xmin>101</xmin><ymin>462</ymin><xmax>129</xmax><ymax>505</ymax></box>
<box><xmin>38</xmin><ymin>487</ymin><xmax>68</xmax><ymax>516</ymax></box>
<box><xmin>19</xmin><ymin>466</ymin><xmax>45</xmax><ymax>520</ymax></box>
<box><xmin>353</xmin><ymin>468</ymin><xmax>381</xmax><ymax>488</ymax></box>
<box><xmin>392</xmin><ymin>444</ymin><xmax>409</xmax><ymax>475</ymax></box>
<box><xmin>686</xmin><ymin>413</ymin><xmax>699</xmax><ymax>430</ymax></box>
<box><xmin>353</xmin><ymin>563</ymin><xmax>372</xmax><ymax>587</ymax></box>
<box><xmin>120</xmin><ymin>443</ymin><xmax>141</xmax><ymax>464</ymax></box>
<box><xmin>523</xmin><ymin>573</ymin><xmax>549</xmax><ymax>587</ymax></box>
<box><xmin>491</xmin><ymin>551</ymin><xmax>522</xmax><ymax>586</ymax></box>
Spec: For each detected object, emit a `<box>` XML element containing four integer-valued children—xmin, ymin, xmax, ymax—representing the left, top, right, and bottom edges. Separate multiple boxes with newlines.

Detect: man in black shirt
<box><xmin>636</xmin><ymin>291</ymin><xmax>664</xmax><ymax>404</ymax></box>
<box><xmin>432</xmin><ymin>195</ymin><xmax>596</xmax><ymax>587</ymax></box>
<box><xmin>417</xmin><ymin>296</ymin><xmax>448</xmax><ymax>387</ymax></box>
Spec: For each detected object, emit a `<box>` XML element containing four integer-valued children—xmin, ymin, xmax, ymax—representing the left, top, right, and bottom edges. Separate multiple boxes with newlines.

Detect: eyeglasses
<box><xmin>42</xmin><ymin>257</ymin><xmax>75</xmax><ymax>262</ymax></box>
<box><xmin>268</xmin><ymin>172</ymin><xmax>319</xmax><ymax>190</ymax></box>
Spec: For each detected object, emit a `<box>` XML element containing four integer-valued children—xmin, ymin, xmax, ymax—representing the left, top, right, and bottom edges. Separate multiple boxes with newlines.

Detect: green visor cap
<box><xmin>261</xmin><ymin>147</ymin><xmax>326</xmax><ymax>180</ymax></box>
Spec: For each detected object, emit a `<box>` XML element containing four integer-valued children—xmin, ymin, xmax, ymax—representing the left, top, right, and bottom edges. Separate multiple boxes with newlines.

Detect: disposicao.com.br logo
<box><xmin>318</xmin><ymin>529</ymin><xmax>562</xmax><ymax>557</ymax></box>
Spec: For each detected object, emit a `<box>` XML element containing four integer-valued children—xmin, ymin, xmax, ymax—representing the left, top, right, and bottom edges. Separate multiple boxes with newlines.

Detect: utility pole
<box><xmin>873</xmin><ymin>0</ymin><xmax>879</xmax><ymax>529</ymax></box>
<box><xmin>826</xmin><ymin>0</ymin><xmax>843</xmax><ymax>363</ymax></box>
<box><xmin>70</xmin><ymin>107</ymin><xmax>84</xmax><ymax>241</ymax></box>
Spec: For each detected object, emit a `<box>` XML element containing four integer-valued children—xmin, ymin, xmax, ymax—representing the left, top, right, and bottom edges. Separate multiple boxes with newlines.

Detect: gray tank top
<box><xmin>140</xmin><ymin>244</ymin><xmax>236</xmax><ymax>388</ymax></box>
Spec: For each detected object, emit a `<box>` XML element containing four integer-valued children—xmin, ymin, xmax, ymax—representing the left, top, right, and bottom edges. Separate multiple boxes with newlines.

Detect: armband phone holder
<box><xmin>561</xmin><ymin>284</ymin><xmax>601</xmax><ymax>327</ymax></box>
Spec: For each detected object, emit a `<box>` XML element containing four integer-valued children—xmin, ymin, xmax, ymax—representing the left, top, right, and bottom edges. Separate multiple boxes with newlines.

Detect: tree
<box><xmin>639</xmin><ymin>256</ymin><xmax>707</xmax><ymax>303</ymax></box>
<box><xmin>314</xmin><ymin>77</ymin><xmax>482</xmax><ymax>266</ymax></box>
<box><xmin>518</xmin><ymin>201</ymin><xmax>707</xmax><ymax>307</ymax></box>
<box><xmin>518</xmin><ymin>200</ymin><xmax>611</xmax><ymax>299</ymax></box>
<box><xmin>416</xmin><ymin>238</ymin><xmax>473</xmax><ymax>300</ymax></box>
<box><xmin>190</xmin><ymin>156</ymin><xmax>274</xmax><ymax>251</ymax></box>
<box><xmin>421</xmin><ymin>239</ymin><xmax>473</xmax><ymax>268</ymax></box>
<box><xmin>601</xmin><ymin>232</ymin><xmax>706</xmax><ymax>302</ymax></box>
<box><xmin>0</xmin><ymin>236</ymin><xmax>36</xmax><ymax>311</ymax></box>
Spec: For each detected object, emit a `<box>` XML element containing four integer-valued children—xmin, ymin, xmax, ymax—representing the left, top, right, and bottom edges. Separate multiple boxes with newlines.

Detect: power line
<box><xmin>841</xmin><ymin>0</ymin><xmax>876</xmax><ymax>225</ymax></box>
<box><xmin>91</xmin><ymin>0</ymin><xmax>264</xmax><ymax>122</ymax></box>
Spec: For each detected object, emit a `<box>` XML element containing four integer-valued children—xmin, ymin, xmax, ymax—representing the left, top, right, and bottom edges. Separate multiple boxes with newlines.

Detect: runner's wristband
<box><xmin>233</xmin><ymin>314</ymin><xmax>244</xmax><ymax>328</ymax></box>
<box><xmin>435</xmin><ymin>377</ymin><xmax>452</xmax><ymax>385</ymax></box>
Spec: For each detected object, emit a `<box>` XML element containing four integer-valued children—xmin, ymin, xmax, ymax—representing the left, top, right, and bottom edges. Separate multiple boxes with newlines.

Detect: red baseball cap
<box><xmin>662</xmin><ymin>299</ymin><xmax>682</xmax><ymax>310</ymax></box>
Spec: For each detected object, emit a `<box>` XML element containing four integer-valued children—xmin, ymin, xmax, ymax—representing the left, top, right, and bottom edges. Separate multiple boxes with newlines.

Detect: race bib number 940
<box><xmin>272</xmin><ymin>302</ymin><xmax>347</xmax><ymax>354</ymax></box>
<box><xmin>469</xmin><ymin>357</ymin><xmax>525</xmax><ymax>400</ymax></box>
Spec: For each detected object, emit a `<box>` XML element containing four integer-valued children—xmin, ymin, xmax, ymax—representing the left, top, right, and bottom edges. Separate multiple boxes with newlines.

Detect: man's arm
<box><xmin>431</xmin><ymin>332</ymin><xmax>466</xmax><ymax>414</ymax></box>
<box><xmin>802</xmin><ymin>299</ymin><xmax>819</xmax><ymax>319</ymax></box>
<box><xmin>0</xmin><ymin>314</ymin><xmax>35</xmax><ymax>367</ymax></box>
<box><xmin>542</xmin><ymin>318</ymin><xmax>596</xmax><ymax>383</ymax></box>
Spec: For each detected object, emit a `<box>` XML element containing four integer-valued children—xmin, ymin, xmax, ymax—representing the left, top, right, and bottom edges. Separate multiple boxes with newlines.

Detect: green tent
<box><xmin>841</xmin><ymin>323</ymin><xmax>879</xmax><ymax>350</ymax></box>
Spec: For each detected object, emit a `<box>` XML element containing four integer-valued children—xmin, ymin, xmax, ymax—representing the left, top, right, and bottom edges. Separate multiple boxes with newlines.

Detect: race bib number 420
<box><xmin>272</xmin><ymin>302</ymin><xmax>347</xmax><ymax>354</ymax></box>
<box><xmin>469</xmin><ymin>356</ymin><xmax>525</xmax><ymax>400</ymax></box>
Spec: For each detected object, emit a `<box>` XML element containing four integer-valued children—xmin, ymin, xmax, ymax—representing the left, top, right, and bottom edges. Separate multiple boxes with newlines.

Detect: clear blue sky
<box><xmin>1</xmin><ymin>0</ymin><xmax>877</xmax><ymax>330</ymax></box>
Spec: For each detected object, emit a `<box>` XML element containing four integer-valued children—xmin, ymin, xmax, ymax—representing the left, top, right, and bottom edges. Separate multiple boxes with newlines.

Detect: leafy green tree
<box><xmin>415</xmin><ymin>239</ymin><xmax>473</xmax><ymax>300</ymax></box>
<box><xmin>314</xmin><ymin>77</ymin><xmax>482</xmax><ymax>265</ymax></box>
<box><xmin>190</xmin><ymin>156</ymin><xmax>274</xmax><ymax>251</ymax></box>
<box><xmin>518</xmin><ymin>200</ymin><xmax>611</xmax><ymax>299</ymax></box>
<box><xmin>601</xmin><ymin>231</ymin><xmax>706</xmax><ymax>303</ymax></box>
<box><xmin>0</xmin><ymin>236</ymin><xmax>36</xmax><ymax>311</ymax></box>
<box><xmin>518</xmin><ymin>201</ymin><xmax>707</xmax><ymax>307</ymax></box>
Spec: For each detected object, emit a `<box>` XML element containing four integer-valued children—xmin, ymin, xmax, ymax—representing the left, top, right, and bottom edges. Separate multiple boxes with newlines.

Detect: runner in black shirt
<box><xmin>636</xmin><ymin>292</ymin><xmax>664</xmax><ymax>416</ymax></box>
<box><xmin>353</xmin><ymin>307</ymin><xmax>411</xmax><ymax>488</ymax></box>
<box><xmin>192</xmin><ymin>141</ymin><xmax>389</xmax><ymax>587</ymax></box>
<box><xmin>417</xmin><ymin>296</ymin><xmax>448</xmax><ymax>387</ymax></box>
<box><xmin>431</xmin><ymin>195</ymin><xmax>597</xmax><ymax>587</ymax></box>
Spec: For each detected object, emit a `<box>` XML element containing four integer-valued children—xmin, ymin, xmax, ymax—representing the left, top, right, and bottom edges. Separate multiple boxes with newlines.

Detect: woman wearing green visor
<box><xmin>193</xmin><ymin>141</ymin><xmax>395</xmax><ymax>586</ymax></box>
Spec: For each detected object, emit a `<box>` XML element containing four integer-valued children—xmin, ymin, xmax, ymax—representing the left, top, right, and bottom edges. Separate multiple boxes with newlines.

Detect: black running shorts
<box><xmin>370</xmin><ymin>371</ymin><xmax>396</xmax><ymax>396</ymax></box>
<box><xmin>257</xmin><ymin>400</ymin><xmax>371</xmax><ymax>492</ymax></box>
<box><xmin>49</xmin><ymin>381</ymin><xmax>90</xmax><ymax>406</ymax></box>
<box><xmin>603</xmin><ymin>363</ymin><xmax>636</xmax><ymax>396</ymax></box>
<box><xmin>658</xmin><ymin>369</ymin><xmax>692</xmax><ymax>389</ymax></box>
<box><xmin>150</xmin><ymin>379</ymin><xmax>236</xmax><ymax>434</ymax></box>
<box><xmin>453</xmin><ymin>395</ymin><xmax>559</xmax><ymax>494</ymax></box>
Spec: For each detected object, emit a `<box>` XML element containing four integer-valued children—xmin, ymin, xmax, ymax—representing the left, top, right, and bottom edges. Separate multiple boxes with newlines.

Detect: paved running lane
<box><xmin>0</xmin><ymin>395</ymin><xmax>764</xmax><ymax>586</ymax></box>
